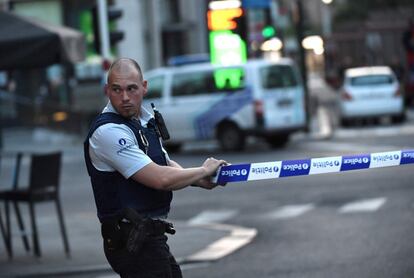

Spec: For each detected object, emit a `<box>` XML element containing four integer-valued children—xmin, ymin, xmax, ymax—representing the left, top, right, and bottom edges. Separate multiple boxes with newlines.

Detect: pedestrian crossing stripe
<box><xmin>213</xmin><ymin>150</ymin><xmax>414</xmax><ymax>184</ymax></box>
<box><xmin>266</xmin><ymin>204</ymin><xmax>315</xmax><ymax>219</ymax></box>
<box><xmin>339</xmin><ymin>197</ymin><xmax>387</xmax><ymax>213</ymax></box>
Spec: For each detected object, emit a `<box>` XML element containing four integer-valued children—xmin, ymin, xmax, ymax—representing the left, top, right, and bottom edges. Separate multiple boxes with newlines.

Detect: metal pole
<box><xmin>321</xmin><ymin>3</ymin><xmax>332</xmax><ymax>37</ymax></box>
<box><xmin>97</xmin><ymin>0</ymin><xmax>111</xmax><ymax>59</ymax></box>
<box><xmin>295</xmin><ymin>0</ymin><xmax>309</xmax><ymax>132</ymax></box>
<box><xmin>149</xmin><ymin>0</ymin><xmax>163</xmax><ymax>68</ymax></box>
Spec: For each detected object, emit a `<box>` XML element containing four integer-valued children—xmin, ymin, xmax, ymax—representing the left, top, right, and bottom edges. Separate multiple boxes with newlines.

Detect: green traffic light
<box><xmin>262</xmin><ymin>26</ymin><xmax>276</xmax><ymax>38</ymax></box>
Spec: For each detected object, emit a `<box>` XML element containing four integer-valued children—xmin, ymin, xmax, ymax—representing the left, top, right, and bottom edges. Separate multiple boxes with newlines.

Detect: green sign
<box><xmin>79</xmin><ymin>10</ymin><xmax>95</xmax><ymax>57</ymax></box>
<box><xmin>209</xmin><ymin>30</ymin><xmax>247</xmax><ymax>89</ymax></box>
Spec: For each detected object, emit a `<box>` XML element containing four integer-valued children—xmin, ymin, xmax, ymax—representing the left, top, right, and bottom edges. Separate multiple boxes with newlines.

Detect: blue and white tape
<box><xmin>213</xmin><ymin>150</ymin><xmax>414</xmax><ymax>184</ymax></box>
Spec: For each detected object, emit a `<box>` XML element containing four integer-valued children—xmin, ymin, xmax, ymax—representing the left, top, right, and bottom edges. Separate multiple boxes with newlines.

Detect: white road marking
<box><xmin>188</xmin><ymin>209</ymin><xmax>237</xmax><ymax>225</ymax></box>
<box><xmin>266</xmin><ymin>204</ymin><xmax>315</xmax><ymax>219</ymax></box>
<box><xmin>339</xmin><ymin>197</ymin><xmax>387</xmax><ymax>213</ymax></box>
<box><xmin>187</xmin><ymin>223</ymin><xmax>257</xmax><ymax>262</ymax></box>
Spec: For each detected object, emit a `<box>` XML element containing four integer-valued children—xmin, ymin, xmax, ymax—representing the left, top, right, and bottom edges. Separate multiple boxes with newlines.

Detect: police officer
<box><xmin>84</xmin><ymin>58</ymin><xmax>226</xmax><ymax>277</ymax></box>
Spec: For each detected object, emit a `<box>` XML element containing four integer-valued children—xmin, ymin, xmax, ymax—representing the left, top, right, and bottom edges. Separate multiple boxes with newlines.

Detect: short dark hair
<box><xmin>107</xmin><ymin>58</ymin><xmax>143</xmax><ymax>83</ymax></box>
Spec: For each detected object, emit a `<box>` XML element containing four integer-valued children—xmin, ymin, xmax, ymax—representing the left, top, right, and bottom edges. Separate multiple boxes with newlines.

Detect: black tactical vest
<box><xmin>84</xmin><ymin>112</ymin><xmax>172</xmax><ymax>222</ymax></box>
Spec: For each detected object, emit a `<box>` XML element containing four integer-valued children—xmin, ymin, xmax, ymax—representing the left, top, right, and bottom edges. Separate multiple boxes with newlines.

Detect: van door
<box><xmin>259</xmin><ymin>64</ymin><xmax>306</xmax><ymax>130</ymax></box>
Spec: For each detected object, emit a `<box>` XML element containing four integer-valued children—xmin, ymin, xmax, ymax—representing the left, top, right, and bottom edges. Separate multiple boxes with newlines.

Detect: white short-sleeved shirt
<box><xmin>89</xmin><ymin>102</ymin><xmax>170</xmax><ymax>179</ymax></box>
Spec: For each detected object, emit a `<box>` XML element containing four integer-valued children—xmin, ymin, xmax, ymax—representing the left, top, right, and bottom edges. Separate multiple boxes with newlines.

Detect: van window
<box><xmin>172</xmin><ymin>68</ymin><xmax>245</xmax><ymax>97</ymax></box>
<box><xmin>146</xmin><ymin>75</ymin><xmax>164</xmax><ymax>99</ymax></box>
<box><xmin>260</xmin><ymin>65</ymin><xmax>298</xmax><ymax>89</ymax></box>
<box><xmin>350</xmin><ymin>74</ymin><xmax>394</xmax><ymax>86</ymax></box>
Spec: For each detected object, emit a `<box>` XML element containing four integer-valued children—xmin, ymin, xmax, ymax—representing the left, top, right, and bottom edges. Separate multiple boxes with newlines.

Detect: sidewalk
<box><xmin>0</xmin><ymin>128</ymin><xmax>254</xmax><ymax>278</ymax></box>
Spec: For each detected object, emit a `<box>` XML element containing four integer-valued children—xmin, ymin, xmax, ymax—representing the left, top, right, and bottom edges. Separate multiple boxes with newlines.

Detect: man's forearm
<box><xmin>131</xmin><ymin>163</ymin><xmax>208</xmax><ymax>191</ymax></box>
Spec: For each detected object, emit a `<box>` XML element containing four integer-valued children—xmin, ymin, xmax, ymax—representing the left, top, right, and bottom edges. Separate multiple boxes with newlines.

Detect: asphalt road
<box><xmin>173</xmin><ymin>130</ymin><xmax>414</xmax><ymax>278</ymax></box>
<box><xmin>169</xmin><ymin>90</ymin><xmax>414</xmax><ymax>277</ymax></box>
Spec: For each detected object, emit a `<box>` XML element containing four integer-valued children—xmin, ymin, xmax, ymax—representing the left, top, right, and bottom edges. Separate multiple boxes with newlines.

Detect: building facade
<box><xmin>116</xmin><ymin>0</ymin><xmax>209</xmax><ymax>71</ymax></box>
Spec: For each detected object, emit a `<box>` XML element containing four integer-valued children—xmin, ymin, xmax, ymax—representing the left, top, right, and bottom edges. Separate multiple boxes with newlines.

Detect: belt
<box><xmin>102</xmin><ymin>212</ymin><xmax>175</xmax><ymax>238</ymax></box>
<box><xmin>118</xmin><ymin>220</ymin><xmax>170</xmax><ymax>237</ymax></box>
<box><xmin>101</xmin><ymin>209</ymin><xmax>176</xmax><ymax>252</ymax></box>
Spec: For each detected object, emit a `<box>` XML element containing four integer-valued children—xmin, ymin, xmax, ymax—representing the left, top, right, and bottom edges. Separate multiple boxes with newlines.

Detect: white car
<box><xmin>338</xmin><ymin>66</ymin><xmax>405</xmax><ymax>126</ymax></box>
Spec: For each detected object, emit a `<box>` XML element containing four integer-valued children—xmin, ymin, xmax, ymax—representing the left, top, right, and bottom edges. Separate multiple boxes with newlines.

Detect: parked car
<box><xmin>143</xmin><ymin>58</ymin><xmax>307</xmax><ymax>151</ymax></box>
<box><xmin>338</xmin><ymin>66</ymin><xmax>405</xmax><ymax>126</ymax></box>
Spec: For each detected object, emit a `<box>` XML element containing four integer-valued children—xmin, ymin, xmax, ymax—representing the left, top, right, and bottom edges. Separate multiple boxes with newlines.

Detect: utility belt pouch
<box><xmin>125</xmin><ymin>219</ymin><xmax>148</xmax><ymax>254</ymax></box>
<box><xmin>122</xmin><ymin>208</ymin><xmax>176</xmax><ymax>253</ymax></box>
<box><xmin>101</xmin><ymin>219</ymin><xmax>123</xmax><ymax>251</ymax></box>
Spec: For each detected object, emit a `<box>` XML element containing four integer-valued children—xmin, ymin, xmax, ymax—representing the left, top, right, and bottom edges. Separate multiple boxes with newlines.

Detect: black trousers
<box><xmin>104</xmin><ymin>233</ymin><xmax>182</xmax><ymax>278</ymax></box>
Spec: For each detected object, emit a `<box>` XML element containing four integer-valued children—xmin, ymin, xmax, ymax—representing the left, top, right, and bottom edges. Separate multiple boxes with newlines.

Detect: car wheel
<box><xmin>266</xmin><ymin>134</ymin><xmax>289</xmax><ymax>148</ymax></box>
<box><xmin>391</xmin><ymin>113</ymin><xmax>406</xmax><ymax>124</ymax></box>
<box><xmin>217</xmin><ymin>123</ymin><xmax>245</xmax><ymax>152</ymax></box>
<box><xmin>340</xmin><ymin>118</ymin><xmax>350</xmax><ymax>127</ymax></box>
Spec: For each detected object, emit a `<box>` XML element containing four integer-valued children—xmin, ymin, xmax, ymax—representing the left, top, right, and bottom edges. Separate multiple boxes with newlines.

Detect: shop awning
<box><xmin>0</xmin><ymin>11</ymin><xmax>86</xmax><ymax>70</ymax></box>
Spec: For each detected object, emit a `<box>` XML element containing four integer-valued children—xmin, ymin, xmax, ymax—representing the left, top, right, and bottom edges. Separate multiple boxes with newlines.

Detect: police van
<box><xmin>143</xmin><ymin>58</ymin><xmax>306</xmax><ymax>151</ymax></box>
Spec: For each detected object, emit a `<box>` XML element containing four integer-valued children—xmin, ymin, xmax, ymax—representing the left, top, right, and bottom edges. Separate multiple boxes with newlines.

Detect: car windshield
<box><xmin>350</xmin><ymin>74</ymin><xmax>394</xmax><ymax>86</ymax></box>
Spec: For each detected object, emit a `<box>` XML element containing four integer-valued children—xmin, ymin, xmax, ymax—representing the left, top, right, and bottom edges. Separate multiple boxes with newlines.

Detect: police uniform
<box><xmin>84</xmin><ymin>102</ymin><xmax>182</xmax><ymax>278</ymax></box>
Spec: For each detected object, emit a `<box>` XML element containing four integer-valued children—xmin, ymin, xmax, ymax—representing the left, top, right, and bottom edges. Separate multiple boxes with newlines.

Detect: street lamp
<box><xmin>302</xmin><ymin>35</ymin><xmax>324</xmax><ymax>55</ymax></box>
<box><xmin>261</xmin><ymin>37</ymin><xmax>283</xmax><ymax>60</ymax></box>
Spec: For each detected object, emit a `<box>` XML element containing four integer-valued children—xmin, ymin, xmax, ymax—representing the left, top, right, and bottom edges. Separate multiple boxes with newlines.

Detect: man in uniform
<box><xmin>84</xmin><ymin>58</ymin><xmax>226</xmax><ymax>277</ymax></box>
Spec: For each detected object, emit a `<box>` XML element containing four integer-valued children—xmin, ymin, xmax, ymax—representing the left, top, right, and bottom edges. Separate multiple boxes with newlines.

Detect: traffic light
<box><xmin>107</xmin><ymin>5</ymin><xmax>124</xmax><ymax>47</ymax></box>
<box><xmin>262</xmin><ymin>25</ymin><xmax>276</xmax><ymax>39</ymax></box>
<box><xmin>91</xmin><ymin>4</ymin><xmax>125</xmax><ymax>55</ymax></box>
<box><xmin>262</xmin><ymin>8</ymin><xmax>276</xmax><ymax>40</ymax></box>
<box><xmin>233</xmin><ymin>15</ymin><xmax>247</xmax><ymax>41</ymax></box>
<box><xmin>91</xmin><ymin>6</ymin><xmax>100</xmax><ymax>54</ymax></box>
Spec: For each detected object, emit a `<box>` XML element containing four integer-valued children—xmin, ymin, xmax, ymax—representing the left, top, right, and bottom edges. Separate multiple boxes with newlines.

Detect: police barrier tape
<box><xmin>212</xmin><ymin>150</ymin><xmax>414</xmax><ymax>184</ymax></box>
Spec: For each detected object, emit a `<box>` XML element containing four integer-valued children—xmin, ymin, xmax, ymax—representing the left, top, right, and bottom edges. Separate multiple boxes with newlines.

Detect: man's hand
<box><xmin>201</xmin><ymin>157</ymin><xmax>227</xmax><ymax>176</ymax></box>
<box><xmin>168</xmin><ymin>157</ymin><xmax>227</xmax><ymax>189</ymax></box>
<box><xmin>192</xmin><ymin>157</ymin><xmax>228</xmax><ymax>189</ymax></box>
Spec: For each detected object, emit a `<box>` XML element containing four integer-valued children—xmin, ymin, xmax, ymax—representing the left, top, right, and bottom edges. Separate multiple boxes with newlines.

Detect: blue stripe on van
<box><xmin>194</xmin><ymin>87</ymin><xmax>253</xmax><ymax>139</ymax></box>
